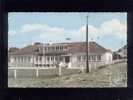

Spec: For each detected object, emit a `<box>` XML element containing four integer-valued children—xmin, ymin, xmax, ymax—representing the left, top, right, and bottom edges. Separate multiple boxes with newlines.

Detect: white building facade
<box><xmin>8</xmin><ymin>42</ymin><xmax>113</xmax><ymax>69</ymax></box>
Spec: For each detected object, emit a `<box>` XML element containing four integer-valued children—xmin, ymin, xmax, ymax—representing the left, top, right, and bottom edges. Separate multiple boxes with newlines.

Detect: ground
<box><xmin>8</xmin><ymin>62</ymin><xmax>127</xmax><ymax>87</ymax></box>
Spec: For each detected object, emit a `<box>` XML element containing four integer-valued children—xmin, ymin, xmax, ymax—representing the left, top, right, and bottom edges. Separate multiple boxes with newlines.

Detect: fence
<box><xmin>8</xmin><ymin>66</ymin><xmax>83</xmax><ymax>78</ymax></box>
<box><xmin>8</xmin><ymin>67</ymin><xmax>56</xmax><ymax>78</ymax></box>
<box><xmin>8</xmin><ymin>59</ymin><xmax>127</xmax><ymax>78</ymax></box>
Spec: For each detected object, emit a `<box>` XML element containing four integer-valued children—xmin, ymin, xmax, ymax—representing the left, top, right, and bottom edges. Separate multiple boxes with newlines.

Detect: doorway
<box><xmin>65</xmin><ymin>56</ymin><xmax>70</xmax><ymax>63</ymax></box>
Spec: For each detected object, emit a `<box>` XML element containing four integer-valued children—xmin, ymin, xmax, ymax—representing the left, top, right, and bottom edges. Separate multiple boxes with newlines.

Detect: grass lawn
<box><xmin>8</xmin><ymin>62</ymin><xmax>127</xmax><ymax>88</ymax></box>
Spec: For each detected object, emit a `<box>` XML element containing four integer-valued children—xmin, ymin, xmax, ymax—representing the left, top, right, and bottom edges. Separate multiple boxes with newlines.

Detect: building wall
<box><xmin>9</xmin><ymin>54</ymin><xmax>66</xmax><ymax>67</ymax></box>
<box><xmin>9</xmin><ymin>52</ymin><xmax>113</xmax><ymax>68</ymax></box>
<box><xmin>68</xmin><ymin>52</ymin><xmax>113</xmax><ymax>70</ymax></box>
<box><xmin>69</xmin><ymin>53</ymin><xmax>105</xmax><ymax>68</ymax></box>
<box><xmin>102</xmin><ymin>52</ymin><xmax>113</xmax><ymax>64</ymax></box>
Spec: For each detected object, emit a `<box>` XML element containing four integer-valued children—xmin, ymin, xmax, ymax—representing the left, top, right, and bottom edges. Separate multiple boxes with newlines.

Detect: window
<box><xmin>17</xmin><ymin>57</ymin><xmax>19</xmax><ymax>62</ymax></box>
<box><xmin>77</xmin><ymin>56</ymin><xmax>81</xmax><ymax>61</ymax></box>
<box><xmin>58</xmin><ymin>46</ymin><xmax>59</xmax><ymax>50</ymax></box>
<box><xmin>48</xmin><ymin>47</ymin><xmax>50</xmax><ymax>51</ymax></box>
<box><xmin>60</xmin><ymin>46</ymin><xmax>62</xmax><ymax>50</ymax></box>
<box><xmin>64</xmin><ymin>46</ymin><xmax>67</xmax><ymax>49</ymax></box>
<box><xmin>14</xmin><ymin>57</ymin><xmax>16</xmax><ymax>61</ymax></box>
<box><xmin>19</xmin><ymin>57</ymin><xmax>21</xmax><ymax>62</ymax></box>
<box><xmin>39</xmin><ymin>57</ymin><xmax>42</xmax><ymax>61</ymax></box>
<box><xmin>83</xmin><ymin>55</ymin><xmax>86</xmax><ymax>61</ymax></box>
<box><xmin>59</xmin><ymin>56</ymin><xmax>62</xmax><ymax>61</ymax></box>
<box><xmin>89</xmin><ymin>55</ymin><xmax>92</xmax><ymax>61</ymax></box>
<box><xmin>24</xmin><ymin>56</ymin><xmax>28</xmax><ymax>62</ymax></box>
<box><xmin>55</xmin><ymin>56</ymin><xmax>58</xmax><ymax>61</ymax></box>
<box><xmin>53</xmin><ymin>57</ymin><xmax>54</xmax><ymax>61</ymax></box>
<box><xmin>36</xmin><ymin>57</ymin><xmax>38</xmax><ymax>61</ymax></box>
<box><xmin>61</xmin><ymin>46</ymin><xmax>63</xmax><ymax>50</ymax></box>
<box><xmin>52</xmin><ymin>46</ymin><xmax>55</xmax><ymax>51</ymax></box>
<box><xmin>34</xmin><ymin>48</ymin><xmax>39</xmax><ymax>52</ymax></box>
<box><xmin>47</xmin><ymin>57</ymin><xmax>50</xmax><ymax>61</ymax></box>
<box><xmin>51</xmin><ymin>56</ymin><xmax>53</xmax><ymax>61</ymax></box>
<box><xmin>56</xmin><ymin>46</ymin><xmax>59</xmax><ymax>50</ymax></box>
<box><xmin>97</xmin><ymin>55</ymin><xmax>101</xmax><ymax>61</ymax></box>
<box><xmin>91</xmin><ymin>55</ymin><xmax>96</xmax><ymax>61</ymax></box>
<box><xmin>22</xmin><ymin>57</ymin><xmax>24</xmax><ymax>62</ymax></box>
<box><xmin>88</xmin><ymin>56</ymin><xmax>90</xmax><ymax>61</ymax></box>
<box><xmin>45</xmin><ymin>47</ymin><xmax>47</xmax><ymax>51</ymax></box>
<box><xmin>28</xmin><ymin>57</ymin><xmax>31</xmax><ymax>62</ymax></box>
<box><xmin>94</xmin><ymin>55</ymin><xmax>96</xmax><ymax>61</ymax></box>
<box><xmin>20</xmin><ymin>57</ymin><xmax>22</xmax><ymax>62</ymax></box>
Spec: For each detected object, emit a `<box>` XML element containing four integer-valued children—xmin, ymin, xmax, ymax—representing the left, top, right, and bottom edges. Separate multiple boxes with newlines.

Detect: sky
<box><xmin>8</xmin><ymin>12</ymin><xmax>127</xmax><ymax>51</ymax></box>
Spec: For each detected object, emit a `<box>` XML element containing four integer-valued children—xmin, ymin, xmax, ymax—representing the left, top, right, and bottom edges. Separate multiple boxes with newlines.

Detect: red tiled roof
<box><xmin>68</xmin><ymin>42</ymin><xmax>108</xmax><ymax>54</ymax></box>
<box><xmin>9</xmin><ymin>41</ymin><xmax>110</xmax><ymax>55</ymax></box>
<box><xmin>9</xmin><ymin>44</ymin><xmax>43</xmax><ymax>55</ymax></box>
<box><xmin>8</xmin><ymin>47</ymin><xmax>19</xmax><ymax>53</ymax></box>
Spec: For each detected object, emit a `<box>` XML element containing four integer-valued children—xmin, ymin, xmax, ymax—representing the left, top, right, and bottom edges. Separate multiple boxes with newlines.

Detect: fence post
<box><xmin>59</xmin><ymin>65</ymin><xmax>61</xmax><ymax>76</ymax></box>
<box><xmin>81</xmin><ymin>63</ymin><xmax>84</xmax><ymax>73</ymax></box>
<box><xmin>36</xmin><ymin>69</ymin><xmax>39</xmax><ymax>77</ymax></box>
<box><xmin>109</xmin><ymin>64</ymin><xmax>112</xmax><ymax>87</ymax></box>
<box><xmin>14</xmin><ymin>69</ymin><xmax>17</xmax><ymax>79</ymax></box>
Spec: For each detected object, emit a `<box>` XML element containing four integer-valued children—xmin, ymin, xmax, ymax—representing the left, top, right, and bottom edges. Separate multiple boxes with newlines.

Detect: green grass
<box><xmin>8</xmin><ymin>62</ymin><xmax>127</xmax><ymax>88</ymax></box>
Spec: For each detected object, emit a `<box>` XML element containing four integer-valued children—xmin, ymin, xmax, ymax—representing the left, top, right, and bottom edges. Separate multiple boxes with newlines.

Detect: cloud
<box><xmin>21</xmin><ymin>24</ymin><xmax>65</xmax><ymax>34</ymax></box>
<box><xmin>9</xmin><ymin>19</ymin><xmax>127</xmax><ymax>41</ymax></box>
<box><xmin>99</xmin><ymin>19</ymin><xmax>127</xmax><ymax>39</ymax></box>
<box><xmin>9</xmin><ymin>24</ymin><xmax>66</xmax><ymax>36</ymax></box>
<box><xmin>77</xmin><ymin>19</ymin><xmax>127</xmax><ymax>40</ymax></box>
<box><xmin>8</xmin><ymin>30</ymin><xmax>17</xmax><ymax>36</ymax></box>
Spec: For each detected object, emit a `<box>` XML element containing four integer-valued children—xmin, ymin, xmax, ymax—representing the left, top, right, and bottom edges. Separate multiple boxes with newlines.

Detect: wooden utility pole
<box><xmin>86</xmin><ymin>15</ymin><xmax>89</xmax><ymax>73</ymax></box>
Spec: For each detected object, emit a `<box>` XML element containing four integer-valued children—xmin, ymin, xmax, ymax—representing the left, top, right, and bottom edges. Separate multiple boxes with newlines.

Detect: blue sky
<box><xmin>8</xmin><ymin>12</ymin><xmax>127</xmax><ymax>51</ymax></box>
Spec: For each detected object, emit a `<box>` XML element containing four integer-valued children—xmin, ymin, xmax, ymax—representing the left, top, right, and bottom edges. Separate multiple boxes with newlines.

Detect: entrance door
<box><xmin>65</xmin><ymin>56</ymin><xmax>70</xmax><ymax>63</ymax></box>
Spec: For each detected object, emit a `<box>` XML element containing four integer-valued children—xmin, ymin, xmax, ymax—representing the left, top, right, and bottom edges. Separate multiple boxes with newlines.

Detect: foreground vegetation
<box><xmin>8</xmin><ymin>62</ymin><xmax>127</xmax><ymax>87</ymax></box>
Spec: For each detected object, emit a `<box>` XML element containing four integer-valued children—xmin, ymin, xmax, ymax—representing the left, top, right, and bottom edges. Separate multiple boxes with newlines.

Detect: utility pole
<box><xmin>86</xmin><ymin>15</ymin><xmax>89</xmax><ymax>73</ymax></box>
<box><xmin>43</xmin><ymin>43</ymin><xmax>45</xmax><ymax>67</ymax></box>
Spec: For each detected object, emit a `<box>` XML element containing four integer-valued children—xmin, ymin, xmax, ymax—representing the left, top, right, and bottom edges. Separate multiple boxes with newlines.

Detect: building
<box><xmin>8</xmin><ymin>41</ymin><xmax>113</xmax><ymax>69</ymax></box>
<box><xmin>113</xmin><ymin>45</ymin><xmax>127</xmax><ymax>60</ymax></box>
<box><xmin>117</xmin><ymin>45</ymin><xmax>127</xmax><ymax>58</ymax></box>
